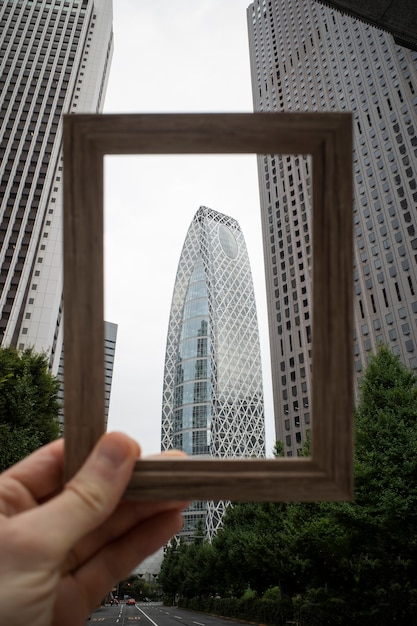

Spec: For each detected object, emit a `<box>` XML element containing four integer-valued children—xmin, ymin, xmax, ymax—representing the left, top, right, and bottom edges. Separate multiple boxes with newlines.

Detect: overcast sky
<box><xmin>103</xmin><ymin>0</ymin><xmax>275</xmax><ymax>457</ymax></box>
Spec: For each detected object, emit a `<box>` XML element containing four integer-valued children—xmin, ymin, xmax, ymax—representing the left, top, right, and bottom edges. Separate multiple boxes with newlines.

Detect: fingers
<box><xmin>0</xmin><ymin>439</ymin><xmax>64</xmax><ymax>516</ymax></box>
<box><xmin>63</xmin><ymin>449</ymin><xmax>188</xmax><ymax>572</ymax></box>
<box><xmin>70</xmin><ymin>505</ymin><xmax>185</xmax><ymax>612</ymax></box>
<box><xmin>62</xmin><ymin>498</ymin><xmax>189</xmax><ymax>574</ymax></box>
<box><xmin>22</xmin><ymin>432</ymin><xmax>140</xmax><ymax>559</ymax></box>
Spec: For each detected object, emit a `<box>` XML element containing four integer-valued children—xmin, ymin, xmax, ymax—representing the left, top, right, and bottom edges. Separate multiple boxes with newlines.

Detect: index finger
<box><xmin>0</xmin><ymin>439</ymin><xmax>64</xmax><ymax>516</ymax></box>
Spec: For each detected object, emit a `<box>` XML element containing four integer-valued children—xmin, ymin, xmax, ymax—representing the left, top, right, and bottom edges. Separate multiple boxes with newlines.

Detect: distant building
<box><xmin>57</xmin><ymin>321</ymin><xmax>117</xmax><ymax>430</ymax></box>
<box><xmin>133</xmin><ymin>547</ymin><xmax>164</xmax><ymax>584</ymax></box>
<box><xmin>161</xmin><ymin>206</ymin><xmax>265</xmax><ymax>540</ymax></box>
<box><xmin>103</xmin><ymin>321</ymin><xmax>117</xmax><ymax>422</ymax></box>
<box><xmin>0</xmin><ymin>0</ymin><xmax>113</xmax><ymax>374</ymax></box>
<box><xmin>247</xmin><ymin>0</ymin><xmax>417</xmax><ymax>455</ymax></box>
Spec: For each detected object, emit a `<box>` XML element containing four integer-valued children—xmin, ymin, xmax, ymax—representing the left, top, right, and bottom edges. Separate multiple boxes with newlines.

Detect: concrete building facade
<box><xmin>0</xmin><ymin>0</ymin><xmax>113</xmax><ymax>374</ymax></box>
<box><xmin>247</xmin><ymin>0</ymin><xmax>417</xmax><ymax>456</ymax></box>
<box><xmin>57</xmin><ymin>320</ymin><xmax>117</xmax><ymax>429</ymax></box>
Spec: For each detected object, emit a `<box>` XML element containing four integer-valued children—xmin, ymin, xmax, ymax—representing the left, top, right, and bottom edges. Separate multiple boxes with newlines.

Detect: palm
<box><xmin>0</xmin><ymin>435</ymin><xmax>186</xmax><ymax>626</ymax></box>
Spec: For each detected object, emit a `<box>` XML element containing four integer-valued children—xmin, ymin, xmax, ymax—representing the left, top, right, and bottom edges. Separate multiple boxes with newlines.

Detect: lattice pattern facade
<box><xmin>161</xmin><ymin>206</ymin><xmax>265</xmax><ymax>540</ymax></box>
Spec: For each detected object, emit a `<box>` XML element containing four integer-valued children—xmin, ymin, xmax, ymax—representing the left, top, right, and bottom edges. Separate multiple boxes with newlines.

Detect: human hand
<box><xmin>0</xmin><ymin>432</ymin><xmax>188</xmax><ymax>626</ymax></box>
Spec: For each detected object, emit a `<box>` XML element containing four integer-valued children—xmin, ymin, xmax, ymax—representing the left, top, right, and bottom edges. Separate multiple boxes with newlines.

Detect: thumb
<box><xmin>33</xmin><ymin>432</ymin><xmax>140</xmax><ymax>555</ymax></box>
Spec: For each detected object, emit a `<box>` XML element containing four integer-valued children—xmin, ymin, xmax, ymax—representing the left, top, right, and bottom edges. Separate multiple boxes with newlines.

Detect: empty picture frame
<box><xmin>63</xmin><ymin>112</ymin><xmax>353</xmax><ymax>502</ymax></box>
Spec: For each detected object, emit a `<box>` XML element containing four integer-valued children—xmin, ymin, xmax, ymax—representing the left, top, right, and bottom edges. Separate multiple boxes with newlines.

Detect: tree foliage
<box><xmin>0</xmin><ymin>346</ymin><xmax>60</xmax><ymax>471</ymax></box>
<box><xmin>273</xmin><ymin>439</ymin><xmax>285</xmax><ymax>457</ymax></box>
<box><xmin>159</xmin><ymin>345</ymin><xmax>417</xmax><ymax>624</ymax></box>
<box><xmin>118</xmin><ymin>574</ymin><xmax>155</xmax><ymax>600</ymax></box>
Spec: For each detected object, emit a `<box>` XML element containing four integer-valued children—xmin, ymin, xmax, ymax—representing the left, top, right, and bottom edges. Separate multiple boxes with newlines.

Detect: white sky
<box><xmin>103</xmin><ymin>0</ymin><xmax>275</xmax><ymax>457</ymax></box>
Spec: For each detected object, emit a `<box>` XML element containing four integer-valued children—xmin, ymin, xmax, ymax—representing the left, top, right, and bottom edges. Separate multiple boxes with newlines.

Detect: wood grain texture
<box><xmin>63</xmin><ymin>117</ymin><xmax>106</xmax><ymax>482</ymax></box>
<box><xmin>63</xmin><ymin>112</ymin><xmax>353</xmax><ymax>501</ymax></box>
<box><xmin>126</xmin><ymin>458</ymin><xmax>350</xmax><ymax>502</ymax></box>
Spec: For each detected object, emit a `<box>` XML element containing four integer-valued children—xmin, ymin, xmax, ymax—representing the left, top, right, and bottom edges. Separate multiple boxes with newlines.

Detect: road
<box><xmin>86</xmin><ymin>602</ymin><xmax>254</xmax><ymax>626</ymax></box>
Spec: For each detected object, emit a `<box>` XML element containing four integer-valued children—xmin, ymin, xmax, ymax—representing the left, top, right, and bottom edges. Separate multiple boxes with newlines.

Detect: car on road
<box><xmin>126</xmin><ymin>598</ymin><xmax>136</xmax><ymax>606</ymax></box>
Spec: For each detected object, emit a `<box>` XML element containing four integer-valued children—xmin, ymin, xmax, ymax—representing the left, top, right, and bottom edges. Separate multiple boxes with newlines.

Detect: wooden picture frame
<box><xmin>63</xmin><ymin>112</ymin><xmax>353</xmax><ymax>501</ymax></box>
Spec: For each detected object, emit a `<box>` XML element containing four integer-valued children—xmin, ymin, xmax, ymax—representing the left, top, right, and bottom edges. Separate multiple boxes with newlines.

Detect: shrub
<box><xmin>240</xmin><ymin>588</ymin><xmax>257</xmax><ymax>601</ymax></box>
<box><xmin>262</xmin><ymin>586</ymin><xmax>281</xmax><ymax>601</ymax></box>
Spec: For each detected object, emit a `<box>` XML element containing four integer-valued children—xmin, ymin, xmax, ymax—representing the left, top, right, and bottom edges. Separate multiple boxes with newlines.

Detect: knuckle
<box><xmin>65</xmin><ymin>480</ymin><xmax>108</xmax><ymax>517</ymax></box>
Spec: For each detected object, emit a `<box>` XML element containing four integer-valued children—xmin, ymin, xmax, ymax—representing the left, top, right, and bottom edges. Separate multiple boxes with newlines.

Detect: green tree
<box><xmin>158</xmin><ymin>346</ymin><xmax>417</xmax><ymax>623</ymax></box>
<box><xmin>212</xmin><ymin>501</ymin><xmax>290</xmax><ymax>597</ymax></box>
<box><xmin>273</xmin><ymin>439</ymin><xmax>285</xmax><ymax>457</ymax></box>
<box><xmin>159</xmin><ymin>528</ymin><xmax>218</xmax><ymax>601</ymax></box>
<box><xmin>0</xmin><ymin>346</ymin><xmax>60</xmax><ymax>471</ymax></box>
<box><xmin>159</xmin><ymin>540</ymin><xmax>186</xmax><ymax>601</ymax></box>
<box><xmin>347</xmin><ymin>345</ymin><xmax>417</xmax><ymax>620</ymax></box>
<box><xmin>286</xmin><ymin>345</ymin><xmax>417</xmax><ymax>621</ymax></box>
<box><xmin>118</xmin><ymin>574</ymin><xmax>153</xmax><ymax>600</ymax></box>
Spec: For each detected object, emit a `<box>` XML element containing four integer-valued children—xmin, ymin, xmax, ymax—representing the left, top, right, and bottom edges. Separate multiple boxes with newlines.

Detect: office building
<box><xmin>0</xmin><ymin>0</ymin><xmax>113</xmax><ymax>375</ymax></box>
<box><xmin>161</xmin><ymin>206</ymin><xmax>265</xmax><ymax>539</ymax></box>
<box><xmin>247</xmin><ymin>0</ymin><xmax>417</xmax><ymax>456</ymax></box>
<box><xmin>57</xmin><ymin>320</ymin><xmax>117</xmax><ymax>429</ymax></box>
<box><xmin>318</xmin><ymin>1</ymin><xmax>417</xmax><ymax>51</ymax></box>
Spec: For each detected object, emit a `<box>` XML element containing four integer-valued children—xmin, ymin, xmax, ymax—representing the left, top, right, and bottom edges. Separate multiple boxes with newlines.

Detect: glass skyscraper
<box><xmin>161</xmin><ymin>206</ymin><xmax>265</xmax><ymax>540</ymax></box>
<box><xmin>0</xmin><ymin>0</ymin><xmax>113</xmax><ymax>374</ymax></box>
<box><xmin>247</xmin><ymin>0</ymin><xmax>417</xmax><ymax>456</ymax></box>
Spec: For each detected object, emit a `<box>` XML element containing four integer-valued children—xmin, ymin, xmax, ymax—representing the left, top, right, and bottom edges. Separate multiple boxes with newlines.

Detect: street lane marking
<box><xmin>136</xmin><ymin>607</ymin><xmax>159</xmax><ymax>626</ymax></box>
<box><xmin>193</xmin><ymin>622</ymin><xmax>205</xmax><ymax>625</ymax></box>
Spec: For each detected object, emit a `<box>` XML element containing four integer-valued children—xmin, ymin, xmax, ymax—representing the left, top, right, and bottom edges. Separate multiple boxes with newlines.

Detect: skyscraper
<box><xmin>247</xmin><ymin>0</ymin><xmax>417</xmax><ymax>456</ymax></box>
<box><xmin>161</xmin><ymin>206</ymin><xmax>265</xmax><ymax>539</ymax></box>
<box><xmin>0</xmin><ymin>0</ymin><xmax>113</xmax><ymax>374</ymax></box>
<box><xmin>57</xmin><ymin>320</ymin><xmax>117</xmax><ymax>428</ymax></box>
<box><xmin>317</xmin><ymin>1</ymin><xmax>417</xmax><ymax>51</ymax></box>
